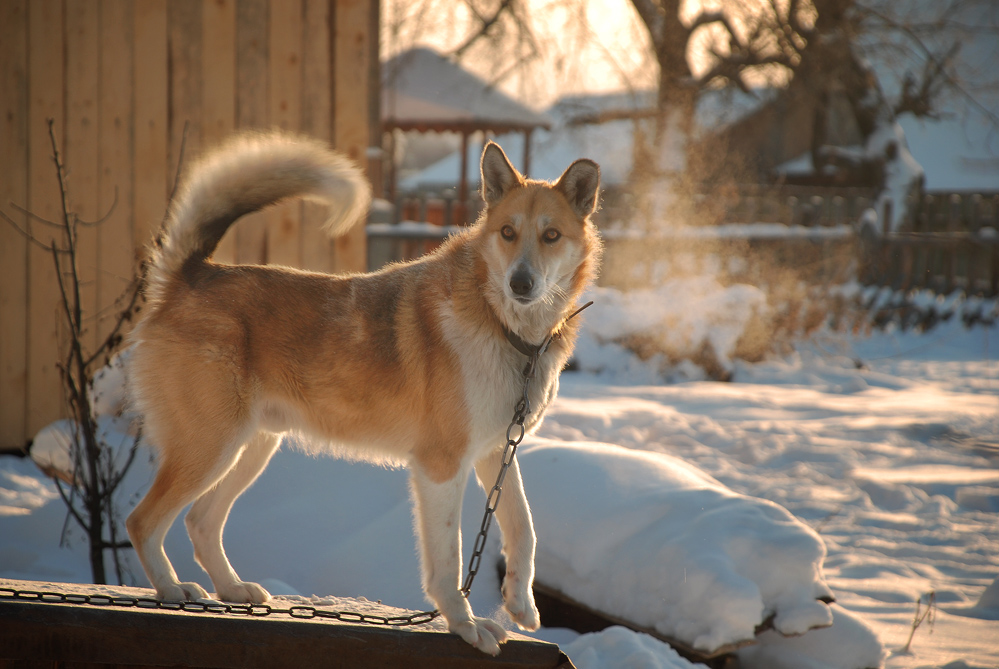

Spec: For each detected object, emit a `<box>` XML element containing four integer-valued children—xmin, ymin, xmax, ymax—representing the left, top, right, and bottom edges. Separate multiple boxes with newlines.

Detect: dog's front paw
<box><xmin>216</xmin><ymin>581</ymin><xmax>271</xmax><ymax>604</ymax></box>
<box><xmin>503</xmin><ymin>575</ymin><xmax>541</xmax><ymax>631</ymax></box>
<box><xmin>451</xmin><ymin>617</ymin><xmax>508</xmax><ymax>656</ymax></box>
<box><xmin>157</xmin><ymin>581</ymin><xmax>210</xmax><ymax>602</ymax></box>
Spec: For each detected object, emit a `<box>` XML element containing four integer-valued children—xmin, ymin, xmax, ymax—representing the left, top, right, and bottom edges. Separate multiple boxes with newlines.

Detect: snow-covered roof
<box><xmin>776</xmin><ymin>112</ymin><xmax>999</xmax><ymax>192</ymax></box>
<box><xmin>398</xmin><ymin>87</ymin><xmax>772</xmax><ymax>191</ymax></box>
<box><xmin>398</xmin><ymin>123</ymin><xmax>635</xmax><ymax>189</ymax></box>
<box><xmin>897</xmin><ymin>113</ymin><xmax>999</xmax><ymax>191</ymax></box>
<box><xmin>382</xmin><ymin>48</ymin><xmax>551</xmax><ymax>133</ymax></box>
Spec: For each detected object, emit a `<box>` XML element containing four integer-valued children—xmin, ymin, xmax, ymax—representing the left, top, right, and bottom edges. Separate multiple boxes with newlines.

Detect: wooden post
<box><xmin>0</xmin><ymin>0</ymin><xmax>29</xmax><ymax>450</ymax></box>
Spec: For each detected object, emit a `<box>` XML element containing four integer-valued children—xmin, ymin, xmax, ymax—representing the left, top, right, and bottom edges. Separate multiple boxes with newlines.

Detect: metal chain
<box><xmin>461</xmin><ymin>351</ymin><xmax>536</xmax><ymax>598</ymax></box>
<box><xmin>460</xmin><ymin>300</ymin><xmax>592</xmax><ymax>598</ymax></box>
<box><xmin>1</xmin><ymin>302</ymin><xmax>593</xmax><ymax>627</ymax></box>
<box><xmin>0</xmin><ymin>586</ymin><xmax>439</xmax><ymax>626</ymax></box>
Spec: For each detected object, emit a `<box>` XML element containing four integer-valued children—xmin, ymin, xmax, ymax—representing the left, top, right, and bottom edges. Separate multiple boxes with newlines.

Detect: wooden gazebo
<box><xmin>382</xmin><ymin>47</ymin><xmax>551</xmax><ymax>212</ymax></box>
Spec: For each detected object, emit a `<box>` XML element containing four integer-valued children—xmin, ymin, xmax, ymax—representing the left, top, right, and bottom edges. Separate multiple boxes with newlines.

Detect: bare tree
<box><xmin>1</xmin><ymin>120</ymin><xmax>145</xmax><ymax>585</ymax></box>
<box><xmin>628</xmin><ymin>0</ymin><xmax>997</xmax><ymax>227</ymax></box>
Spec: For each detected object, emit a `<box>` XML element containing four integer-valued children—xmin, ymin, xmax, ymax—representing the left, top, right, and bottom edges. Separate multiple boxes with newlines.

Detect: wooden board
<box><xmin>0</xmin><ymin>0</ymin><xmax>29</xmax><ymax>450</ymax></box>
<box><xmin>133</xmin><ymin>0</ymin><xmax>168</xmax><ymax>252</ymax></box>
<box><xmin>234</xmin><ymin>0</ymin><xmax>270</xmax><ymax>264</ymax></box>
<box><xmin>0</xmin><ymin>580</ymin><xmax>574</xmax><ymax>669</ymax></box>
<box><xmin>64</xmin><ymin>0</ymin><xmax>100</xmax><ymax>354</ymax></box>
<box><xmin>168</xmin><ymin>0</ymin><xmax>203</xmax><ymax>184</ymax></box>
<box><xmin>333</xmin><ymin>0</ymin><xmax>371</xmax><ymax>274</ymax></box>
<box><xmin>26</xmin><ymin>0</ymin><xmax>66</xmax><ymax>439</ymax></box>
<box><xmin>299</xmin><ymin>0</ymin><xmax>335</xmax><ymax>273</ymax></box>
<box><xmin>266</xmin><ymin>0</ymin><xmax>304</xmax><ymax>269</ymax></box>
<box><xmin>98</xmin><ymin>0</ymin><xmax>136</xmax><ymax>350</ymax></box>
<box><xmin>202</xmin><ymin>0</ymin><xmax>238</xmax><ymax>265</ymax></box>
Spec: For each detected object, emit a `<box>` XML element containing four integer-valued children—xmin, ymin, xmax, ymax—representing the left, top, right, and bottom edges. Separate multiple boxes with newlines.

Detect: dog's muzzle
<box><xmin>509</xmin><ymin>268</ymin><xmax>535</xmax><ymax>301</ymax></box>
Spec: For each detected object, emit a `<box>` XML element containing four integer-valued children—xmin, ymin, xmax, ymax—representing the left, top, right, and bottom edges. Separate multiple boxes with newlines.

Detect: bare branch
<box><xmin>75</xmin><ymin>186</ymin><xmax>119</xmax><ymax>228</ymax></box>
<box><xmin>106</xmin><ymin>428</ymin><xmax>142</xmax><ymax>498</ymax></box>
<box><xmin>452</xmin><ymin>0</ymin><xmax>513</xmax><ymax>58</ymax></box>
<box><xmin>688</xmin><ymin>10</ymin><xmax>745</xmax><ymax>52</ymax></box>
<box><xmin>83</xmin><ymin>277</ymin><xmax>141</xmax><ymax>370</ymax></box>
<box><xmin>864</xmin><ymin>4</ymin><xmax>999</xmax><ymax>128</ymax></box>
<box><xmin>51</xmin><ymin>244</ymin><xmax>83</xmax><ymax>343</ymax></box>
<box><xmin>0</xmin><ymin>207</ymin><xmax>63</xmax><ymax>252</ymax></box>
<box><xmin>53</xmin><ymin>478</ymin><xmax>89</xmax><ymax>534</ymax></box>
<box><xmin>8</xmin><ymin>201</ymin><xmax>62</xmax><ymax>229</ymax></box>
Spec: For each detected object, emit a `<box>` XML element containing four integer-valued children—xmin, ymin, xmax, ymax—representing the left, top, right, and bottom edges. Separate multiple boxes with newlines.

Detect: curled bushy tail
<box><xmin>147</xmin><ymin>131</ymin><xmax>370</xmax><ymax>300</ymax></box>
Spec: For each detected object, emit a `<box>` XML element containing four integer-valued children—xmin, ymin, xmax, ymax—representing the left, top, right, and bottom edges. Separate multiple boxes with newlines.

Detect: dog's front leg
<box><xmin>410</xmin><ymin>467</ymin><xmax>508</xmax><ymax>655</ymax></box>
<box><xmin>475</xmin><ymin>449</ymin><xmax>541</xmax><ymax>631</ymax></box>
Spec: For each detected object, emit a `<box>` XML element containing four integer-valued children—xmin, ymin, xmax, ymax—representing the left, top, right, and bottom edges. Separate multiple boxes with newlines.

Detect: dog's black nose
<box><xmin>509</xmin><ymin>269</ymin><xmax>534</xmax><ymax>296</ymax></box>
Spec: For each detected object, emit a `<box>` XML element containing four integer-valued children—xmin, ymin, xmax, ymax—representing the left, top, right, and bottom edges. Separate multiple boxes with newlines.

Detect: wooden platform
<box><xmin>0</xmin><ymin>579</ymin><xmax>574</xmax><ymax>669</ymax></box>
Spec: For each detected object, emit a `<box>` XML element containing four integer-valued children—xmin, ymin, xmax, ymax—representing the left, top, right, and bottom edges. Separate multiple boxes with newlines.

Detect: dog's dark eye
<box><xmin>542</xmin><ymin>228</ymin><xmax>561</xmax><ymax>243</ymax></box>
<box><xmin>501</xmin><ymin>225</ymin><xmax>516</xmax><ymax>241</ymax></box>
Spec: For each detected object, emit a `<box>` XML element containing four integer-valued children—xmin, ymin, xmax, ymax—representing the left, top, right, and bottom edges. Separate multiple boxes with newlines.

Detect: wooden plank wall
<box><xmin>0</xmin><ymin>0</ymin><xmax>377</xmax><ymax>451</ymax></box>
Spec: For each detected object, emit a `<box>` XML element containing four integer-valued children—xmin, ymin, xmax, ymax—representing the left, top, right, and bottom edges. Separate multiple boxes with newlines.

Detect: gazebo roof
<box><xmin>382</xmin><ymin>48</ymin><xmax>551</xmax><ymax>134</ymax></box>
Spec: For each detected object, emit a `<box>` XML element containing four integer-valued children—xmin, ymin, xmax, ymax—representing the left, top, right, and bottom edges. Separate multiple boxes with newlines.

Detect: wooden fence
<box><xmin>382</xmin><ymin>185</ymin><xmax>999</xmax><ymax>298</ymax></box>
<box><xmin>0</xmin><ymin>0</ymin><xmax>378</xmax><ymax>451</ymax></box>
<box><xmin>860</xmin><ymin>191</ymin><xmax>999</xmax><ymax>295</ymax></box>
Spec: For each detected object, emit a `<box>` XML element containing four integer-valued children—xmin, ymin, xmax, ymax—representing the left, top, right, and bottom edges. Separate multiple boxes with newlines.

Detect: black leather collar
<box><xmin>501</xmin><ymin>301</ymin><xmax>594</xmax><ymax>359</ymax></box>
<box><xmin>502</xmin><ymin>327</ymin><xmax>544</xmax><ymax>358</ymax></box>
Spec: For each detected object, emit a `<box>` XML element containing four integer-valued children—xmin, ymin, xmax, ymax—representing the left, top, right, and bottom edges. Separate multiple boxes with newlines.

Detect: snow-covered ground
<box><xmin>2</xmin><ymin>308</ymin><xmax>997</xmax><ymax>668</ymax></box>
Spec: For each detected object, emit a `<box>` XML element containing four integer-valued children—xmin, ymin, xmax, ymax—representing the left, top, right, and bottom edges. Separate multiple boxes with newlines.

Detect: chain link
<box><xmin>0</xmin><ymin>587</ymin><xmax>440</xmax><ymax>626</ymax></box>
<box><xmin>461</xmin><ymin>320</ymin><xmax>547</xmax><ymax>598</ymax></box>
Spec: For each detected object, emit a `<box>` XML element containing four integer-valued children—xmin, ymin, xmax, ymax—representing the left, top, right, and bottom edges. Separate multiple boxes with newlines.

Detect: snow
<box><xmin>564</xmin><ymin>626</ymin><xmax>701</xmax><ymax>669</ymax></box>
<box><xmin>520</xmin><ymin>440</ymin><xmax>836</xmax><ymax>651</ymax></box>
<box><xmin>869</xmin><ymin>121</ymin><xmax>925</xmax><ymax>233</ymax></box>
<box><xmin>577</xmin><ymin>280</ymin><xmax>770</xmax><ymax>377</ymax></box>
<box><xmin>2</xmin><ymin>294</ymin><xmax>998</xmax><ymax>668</ymax></box>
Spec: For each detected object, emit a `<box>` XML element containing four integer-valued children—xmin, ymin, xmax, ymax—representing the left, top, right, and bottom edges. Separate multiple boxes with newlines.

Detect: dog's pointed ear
<box><xmin>555</xmin><ymin>159</ymin><xmax>600</xmax><ymax>219</ymax></box>
<box><xmin>555</xmin><ymin>158</ymin><xmax>600</xmax><ymax>218</ymax></box>
<box><xmin>480</xmin><ymin>142</ymin><xmax>523</xmax><ymax>206</ymax></box>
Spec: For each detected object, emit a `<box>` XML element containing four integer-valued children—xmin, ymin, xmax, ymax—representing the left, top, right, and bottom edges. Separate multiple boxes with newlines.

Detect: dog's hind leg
<box><xmin>475</xmin><ymin>450</ymin><xmax>541</xmax><ymax>631</ymax></box>
<box><xmin>410</xmin><ymin>466</ymin><xmax>508</xmax><ymax>656</ymax></box>
<box><xmin>185</xmin><ymin>431</ymin><xmax>281</xmax><ymax>604</ymax></box>
<box><xmin>126</xmin><ymin>431</ymin><xmax>249</xmax><ymax>602</ymax></box>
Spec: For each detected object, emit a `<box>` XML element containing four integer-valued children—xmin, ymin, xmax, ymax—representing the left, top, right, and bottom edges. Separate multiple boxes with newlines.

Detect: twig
<box><xmin>0</xmin><ymin>208</ymin><xmax>66</xmax><ymax>252</ymax></box>
<box><xmin>8</xmin><ymin>201</ymin><xmax>62</xmax><ymax>228</ymax></box>
<box><xmin>74</xmin><ymin>186</ymin><xmax>119</xmax><ymax>228</ymax></box>
<box><xmin>900</xmin><ymin>590</ymin><xmax>936</xmax><ymax>654</ymax></box>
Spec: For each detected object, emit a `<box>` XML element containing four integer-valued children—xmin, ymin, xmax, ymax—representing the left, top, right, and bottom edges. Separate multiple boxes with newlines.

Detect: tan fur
<box><xmin>126</xmin><ymin>132</ymin><xmax>601</xmax><ymax>655</ymax></box>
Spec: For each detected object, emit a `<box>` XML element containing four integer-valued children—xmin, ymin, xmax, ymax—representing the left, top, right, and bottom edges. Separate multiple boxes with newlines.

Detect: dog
<box><xmin>125</xmin><ymin>131</ymin><xmax>601</xmax><ymax>655</ymax></box>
